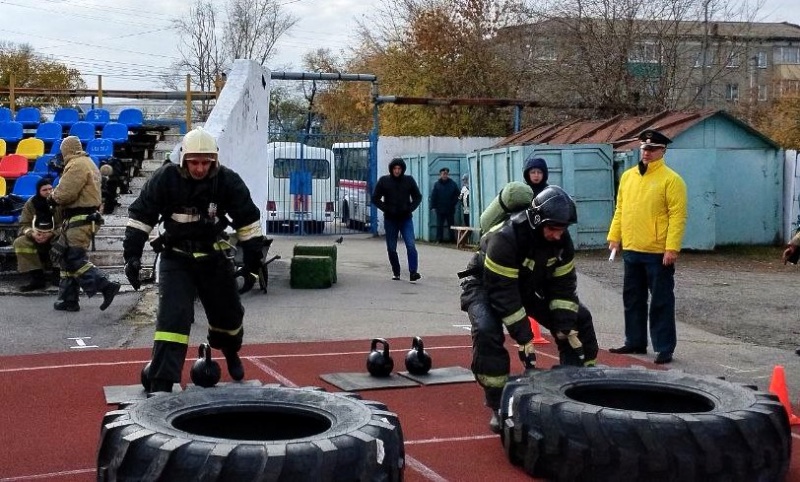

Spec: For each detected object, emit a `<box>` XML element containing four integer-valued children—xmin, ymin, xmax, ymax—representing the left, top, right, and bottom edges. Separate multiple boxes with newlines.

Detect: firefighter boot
<box><xmin>224</xmin><ymin>350</ymin><xmax>245</xmax><ymax>381</ymax></box>
<box><xmin>148</xmin><ymin>379</ymin><xmax>173</xmax><ymax>394</ymax></box>
<box><xmin>20</xmin><ymin>269</ymin><xmax>46</xmax><ymax>292</ymax></box>
<box><xmin>489</xmin><ymin>409</ymin><xmax>502</xmax><ymax>434</ymax></box>
<box><xmin>100</xmin><ymin>281</ymin><xmax>121</xmax><ymax>311</ymax></box>
<box><xmin>54</xmin><ymin>300</ymin><xmax>80</xmax><ymax>312</ymax></box>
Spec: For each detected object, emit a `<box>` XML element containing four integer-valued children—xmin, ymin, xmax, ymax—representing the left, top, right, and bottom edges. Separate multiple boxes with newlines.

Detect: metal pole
<box><xmin>185</xmin><ymin>74</ymin><xmax>192</xmax><ymax>131</ymax></box>
<box><xmin>370</xmin><ymin>81</ymin><xmax>380</xmax><ymax>235</ymax></box>
<box><xmin>97</xmin><ymin>75</ymin><xmax>103</xmax><ymax>108</ymax></box>
<box><xmin>9</xmin><ymin>73</ymin><xmax>15</xmax><ymax>112</ymax></box>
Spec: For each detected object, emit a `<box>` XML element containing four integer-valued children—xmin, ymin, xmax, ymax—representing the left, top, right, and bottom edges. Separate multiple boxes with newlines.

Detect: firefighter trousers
<box><xmin>149</xmin><ymin>252</ymin><xmax>245</xmax><ymax>384</ymax></box>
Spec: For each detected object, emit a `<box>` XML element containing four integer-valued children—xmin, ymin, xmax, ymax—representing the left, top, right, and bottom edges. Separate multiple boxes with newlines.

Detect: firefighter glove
<box><xmin>242</xmin><ymin>246</ymin><xmax>263</xmax><ymax>275</ymax></box>
<box><xmin>125</xmin><ymin>257</ymin><xmax>142</xmax><ymax>291</ymax></box>
<box><xmin>518</xmin><ymin>342</ymin><xmax>536</xmax><ymax>369</ymax></box>
<box><xmin>557</xmin><ymin>330</ymin><xmax>585</xmax><ymax>362</ymax></box>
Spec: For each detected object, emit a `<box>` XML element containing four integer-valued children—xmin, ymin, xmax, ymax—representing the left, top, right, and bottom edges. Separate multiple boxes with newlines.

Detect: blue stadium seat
<box><xmin>101</xmin><ymin>122</ymin><xmax>129</xmax><ymax>144</ymax></box>
<box><xmin>35</xmin><ymin>122</ymin><xmax>63</xmax><ymax>145</ymax></box>
<box><xmin>86</xmin><ymin>138</ymin><xmax>113</xmax><ymax>161</ymax></box>
<box><xmin>53</xmin><ymin>108</ymin><xmax>79</xmax><ymax>128</ymax></box>
<box><xmin>85</xmin><ymin>108</ymin><xmax>110</xmax><ymax>127</ymax></box>
<box><xmin>117</xmin><ymin>108</ymin><xmax>144</xmax><ymax>129</ymax></box>
<box><xmin>0</xmin><ymin>121</ymin><xmax>24</xmax><ymax>143</ymax></box>
<box><xmin>0</xmin><ymin>107</ymin><xmax>12</xmax><ymax>123</ymax></box>
<box><xmin>69</xmin><ymin>121</ymin><xmax>96</xmax><ymax>144</ymax></box>
<box><xmin>32</xmin><ymin>155</ymin><xmax>57</xmax><ymax>176</ymax></box>
<box><xmin>14</xmin><ymin>107</ymin><xmax>41</xmax><ymax>128</ymax></box>
<box><xmin>11</xmin><ymin>173</ymin><xmax>43</xmax><ymax>200</ymax></box>
<box><xmin>50</xmin><ymin>138</ymin><xmax>62</xmax><ymax>154</ymax></box>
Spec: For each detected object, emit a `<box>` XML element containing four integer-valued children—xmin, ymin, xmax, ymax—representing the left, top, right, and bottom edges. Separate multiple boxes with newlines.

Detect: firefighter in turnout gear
<box><xmin>123</xmin><ymin>127</ymin><xmax>264</xmax><ymax>393</ymax></box>
<box><xmin>49</xmin><ymin>136</ymin><xmax>120</xmax><ymax>312</ymax></box>
<box><xmin>460</xmin><ymin>186</ymin><xmax>600</xmax><ymax>433</ymax></box>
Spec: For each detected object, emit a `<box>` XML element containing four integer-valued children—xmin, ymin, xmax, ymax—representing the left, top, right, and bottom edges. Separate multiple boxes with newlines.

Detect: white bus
<box><xmin>332</xmin><ymin>141</ymin><xmax>371</xmax><ymax>231</ymax></box>
<box><xmin>265</xmin><ymin>142</ymin><xmax>336</xmax><ymax>234</ymax></box>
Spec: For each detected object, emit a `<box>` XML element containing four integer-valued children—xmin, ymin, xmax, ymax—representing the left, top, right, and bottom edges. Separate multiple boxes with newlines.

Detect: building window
<box><xmin>777</xmin><ymin>46</ymin><xmax>800</xmax><ymax>64</ymax></box>
<box><xmin>725</xmin><ymin>83</ymin><xmax>739</xmax><ymax>100</ymax></box>
<box><xmin>726</xmin><ymin>52</ymin><xmax>739</xmax><ymax>68</ymax></box>
<box><xmin>758</xmin><ymin>85</ymin><xmax>767</xmax><ymax>101</ymax></box>
<box><xmin>630</xmin><ymin>42</ymin><xmax>660</xmax><ymax>63</ymax></box>
<box><xmin>757</xmin><ymin>51</ymin><xmax>767</xmax><ymax>68</ymax></box>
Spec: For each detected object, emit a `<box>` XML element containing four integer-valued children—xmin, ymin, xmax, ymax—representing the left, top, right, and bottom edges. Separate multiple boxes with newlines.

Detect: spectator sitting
<box><xmin>13</xmin><ymin>177</ymin><xmax>62</xmax><ymax>291</ymax></box>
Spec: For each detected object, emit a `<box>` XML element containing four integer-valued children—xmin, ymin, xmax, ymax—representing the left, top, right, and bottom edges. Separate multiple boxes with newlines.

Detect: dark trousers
<box><xmin>149</xmin><ymin>253</ymin><xmax>245</xmax><ymax>383</ymax></box>
<box><xmin>622</xmin><ymin>250</ymin><xmax>677</xmax><ymax>354</ymax></box>
<box><xmin>435</xmin><ymin>211</ymin><xmax>455</xmax><ymax>242</ymax></box>
<box><xmin>57</xmin><ymin>246</ymin><xmax>112</xmax><ymax>304</ymax></box>
<box><xmin>466</xmin><ymin>285</ymin><xmax>598</xmax><ymax>409</ymax></box>
<box><xmin>384</xmin><ymin>217</ymin><xmax>418</xmax><ymax>276</ymax></box>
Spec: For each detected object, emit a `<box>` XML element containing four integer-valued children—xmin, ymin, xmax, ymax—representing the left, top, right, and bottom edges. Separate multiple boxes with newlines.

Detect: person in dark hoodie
<box><xmin>371</xmin><ymin>157</ymin><xmax>423</xmax><ymax>281</ymax></box>
<box><xmin>523</xmin><ymin>156</ymin><xmax>549</xmax><ymax>196</ymax></box>
<box><xmin>429</xmin><ymin>167</ymin><xmax>460</xmax><ymax>243</ymax></box>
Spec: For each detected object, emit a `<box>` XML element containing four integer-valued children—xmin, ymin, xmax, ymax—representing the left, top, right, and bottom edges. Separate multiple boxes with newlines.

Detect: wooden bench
<box><xmin>451</xmin><ymin>226</ymin><xmax>480</xmax><ymax>249</ymax></box>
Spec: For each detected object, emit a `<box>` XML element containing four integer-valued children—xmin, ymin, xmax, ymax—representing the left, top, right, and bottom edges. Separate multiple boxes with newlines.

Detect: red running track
<box><xmin>1</xmin><ymin>335</ymin><xmax>799</xmax><ymax>481</ymax></box>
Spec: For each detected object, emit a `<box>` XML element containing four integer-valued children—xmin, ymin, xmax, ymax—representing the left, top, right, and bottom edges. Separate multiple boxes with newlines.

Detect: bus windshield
<box><xmin>273</xmin><ymin>158</ymin><xmax>331</xmax><ymax>179</ymax></box>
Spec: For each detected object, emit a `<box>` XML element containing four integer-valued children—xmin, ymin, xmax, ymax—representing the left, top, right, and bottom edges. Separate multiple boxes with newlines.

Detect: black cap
<box><xmin>439</xmin><ymin>167</ymin><xmax>450</xmax><ymax>174</ymax></box>
<box><xmin>639</xmin><ymin>129</ymin><xmax>672</xmax><ymax>148</ymax></box>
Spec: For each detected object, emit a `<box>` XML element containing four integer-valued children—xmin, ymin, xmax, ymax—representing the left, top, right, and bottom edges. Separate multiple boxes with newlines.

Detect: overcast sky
<box><xmin>1</xmin><ymin>0</ymin><xmax>800</xmax><ymax>94</ymax></box>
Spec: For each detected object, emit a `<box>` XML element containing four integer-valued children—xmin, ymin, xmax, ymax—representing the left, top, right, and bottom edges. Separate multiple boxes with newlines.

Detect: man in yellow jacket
<box><xmin>607</xmin><ymin>129</ymin><xmax>687</xmax><ymax>364</ymax></box>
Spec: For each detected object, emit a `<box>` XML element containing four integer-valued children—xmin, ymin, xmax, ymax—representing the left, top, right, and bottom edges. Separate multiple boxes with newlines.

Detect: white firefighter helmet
<box><xmin>180</xmin><ymin>127</ymin><xmax>218</xmax><ymax>167</ymax></box>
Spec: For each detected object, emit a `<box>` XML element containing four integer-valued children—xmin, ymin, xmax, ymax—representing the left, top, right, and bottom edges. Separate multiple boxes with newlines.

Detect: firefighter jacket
<box><xmin>462</xmin><ymin>211</ymin><xmax>581</xmax><ymax>343</ymax></box>
<box><xmin>123</xmin><ymin>163</ymin><xmax>262</xmax><ymax>261</ymax></box>
<box><xmin>607</xmin><ymin>158</ymin><xmax>687</xmax><ymax>253</ymax></box>
<box><xmin>51</xmin><ymin>152</ymin><xmax>102</xmax><ymax>211</ymax></box>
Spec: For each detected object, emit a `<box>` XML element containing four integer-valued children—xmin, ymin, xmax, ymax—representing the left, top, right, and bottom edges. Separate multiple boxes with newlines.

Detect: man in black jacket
<box><xmin>122</xmin><ymin>127</ymin><xmax>264</xmax><ymax>393</ymax></box>
<box><xmin>460</xmin><ymin>186</ymin><xmax>599</xmax><ymax>433</ymax></box>
<box><xmin>429</xmin><ymin>167</ymin><xmax>460</xmax><ymax>243</ymax></box>
<box><xmin>371</xmin><ymin>157</ymin><xmax>423</xmax><ymax>281</ymax></box>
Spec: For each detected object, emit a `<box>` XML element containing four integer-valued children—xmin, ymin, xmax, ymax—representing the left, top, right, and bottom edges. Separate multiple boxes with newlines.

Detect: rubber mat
<box><xmin>103</xmin><ymin>383</ymin><xmax>182</xmax><ymax>405</ymax></box>
<box><xmin>319</xmin><ymin>372</ymin><xmax>419</xmax><ymax>391</ymax></box>
<box><xmin>398</xmin><ymin>366</ymin><xmax>475</xmax><ymax>385</ymax></box>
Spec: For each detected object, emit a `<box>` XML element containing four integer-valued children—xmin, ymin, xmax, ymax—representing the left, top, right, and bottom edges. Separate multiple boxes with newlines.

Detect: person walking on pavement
<box><xmin>48</xmin><ymin>136</ymin><xmax>120</xmax><ymax>312</ymax></box>
<box><xmin>372</xmin><ymin>157</ymin><xmax>423</xmax><ymax>282</ymax></box>
<box><xmin>460</xmin><ymin>186</ymin><xmax>600</xmax><ymax>433</ymax></box>
<box><xmin>13</xmin><ymin>177</ymin><xmax>61</xmax><ymax>291</ymax></box>
<box><xmin>607</xmin><ymin>129</ymin><xmax>687</xmax><ymax>365</ymax></box>
<box><xmin>523</xmin><ymin>156</ymin><xmax>550</xmax><ymax>196</ymax></box>
<box><xmin>781</xmin><ymin>231</ymin><xmax>800</xmax><ymax>355</ymax></box>
<box><xmin>429</xmin><ymin>167</ymin><xmax>460</xmax><ymax>242</ymax></box>
<box><xmin>123</xmin><ymin>127</ymin><xmax>265</xmax><ymax>393</ymax></box>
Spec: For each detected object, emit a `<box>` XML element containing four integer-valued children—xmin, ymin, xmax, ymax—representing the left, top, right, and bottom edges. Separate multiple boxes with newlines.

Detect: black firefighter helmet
<box><xmin>527</xmin><ymin>185</ymin><xmax>577</xmax><ymax>229</ymax></box>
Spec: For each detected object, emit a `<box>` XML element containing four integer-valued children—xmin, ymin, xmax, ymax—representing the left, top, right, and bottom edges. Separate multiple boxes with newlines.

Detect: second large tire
<box><xmin>500</xmin><ymin>367</ymin><xmax>790</xmax><ymax>482</ymax></box>
<box><xmin>97</xmin><ymin>385</ymin><xmax>404</xmax><ymax>481</ymax></box>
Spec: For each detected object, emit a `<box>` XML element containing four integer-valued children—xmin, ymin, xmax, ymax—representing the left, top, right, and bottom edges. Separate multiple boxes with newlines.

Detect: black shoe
<box><xmin>224</xmin><ymin>350</ymin><xmax>245</xmax><ymax>381</ymax></box>
<box><xmin>410</xmin><ymin>272</ymin><xmax>421</xmax><ymax>282</ymax></box>
<box><xmin>796</xmin><ymin>348</ymin><xmax>800</xmax><ymax>356</ymax></box>
<box><xmin>148</xmin><ymin>378</ymin><xmax>174</xmax><ymax>393</ymax></box>
<box><xmin>488</xmin><ymin>410</ymin><xmax>502</xmax><ymax>434</ymax></box>
<box><xmin>100</xmin><ymin>282</ymin><xmax>120</xmax><ymax>311</ymax></box>
<box><xmin>609</xmin><ymin>345</ymin><xmax>647</xmax><ymax>355</ymax></box>
<box><xmin>54</xmin><ymin>300</ymin><xmax>80</xmax><ymax>312</ymax></box>
<box><xmin>19</xmin><ymin>270</ymin><xmax>46</xmax><ymax>292</ymax></box>
<box><xmin>654</xmin><ymin>352</ymin><xmax>673</xmax><ymax>364</ymax></box>
<box><xmin>391</xmin><ymin>274</ymin><xmax>400</xmax><ymax>281</ymax></box>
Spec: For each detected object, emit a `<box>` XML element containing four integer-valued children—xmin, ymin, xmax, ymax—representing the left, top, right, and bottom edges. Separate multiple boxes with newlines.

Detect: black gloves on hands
<box><xmin>125</xmin><ymin>258</ymin><xmax>142</xmax><ymax>291</ymax></box>
<box><xmin>518</xmin><ymin>342</ymin><xmax>536</xmax><ymax>369</ymax></box>
<box><xmin>237</xmin><ymin>239</ymin><xmax>264</xmax><ymax>295</ymax></box>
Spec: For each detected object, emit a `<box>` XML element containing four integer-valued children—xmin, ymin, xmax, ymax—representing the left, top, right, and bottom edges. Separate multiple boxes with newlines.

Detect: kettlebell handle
<box><xmin>371</xmin><ymin>338</ymin><xmax>390</xmax><ymax>354</ymax></box>
<box><xmin>412</xmin><ymin>336</ymin><xmax>424</xmax><ymax>352</ymax></box>
<box><xmin>199</xmin><ymin>343</ymin><xmax>212</xmax><ymax>361</ymax></box>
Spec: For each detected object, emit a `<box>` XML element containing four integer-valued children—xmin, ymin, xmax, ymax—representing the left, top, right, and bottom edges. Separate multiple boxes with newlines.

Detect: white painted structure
<box><xmin>784</xmin><ymin>149</ymin><xmax>800</xmax><ymax>241</ymax></box>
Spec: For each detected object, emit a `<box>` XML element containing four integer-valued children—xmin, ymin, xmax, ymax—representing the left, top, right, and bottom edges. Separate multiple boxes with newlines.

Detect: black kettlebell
<box><xmin>190</xmin><ymin>343</ymin><xmax>221</xmax><ymax>388</ymax></box>
<box><xmin>140</xmin><ymin>361</ymin><xmax>151</xmax><ymax>391</ymax></box>
<box><xmin>366</xmin><ymin>338</ymin><xmax>394</xmax><ymax>377</ymax></box>
<box><xmin>405</xmin><ymin>336</ymin><xmax>432</xmax><ymax>375</ymax></box>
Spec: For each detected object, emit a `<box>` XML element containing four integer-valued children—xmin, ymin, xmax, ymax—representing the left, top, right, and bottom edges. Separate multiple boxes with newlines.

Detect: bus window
<box><xmin>274</xmin><ymin>158</ymin><xmax>331</xmax><ymax>179</ymax></box>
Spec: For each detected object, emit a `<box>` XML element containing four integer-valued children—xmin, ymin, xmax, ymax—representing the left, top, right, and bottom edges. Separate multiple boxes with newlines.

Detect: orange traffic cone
<box><xmin>529</xmin><ymin>316</ymin><xmax>550</xmax><ymax>345</ymax></box>
<box><xmin>768</xmin><ymin>365</ymin><xmax>800</xmax><ymax>426</ymax></box>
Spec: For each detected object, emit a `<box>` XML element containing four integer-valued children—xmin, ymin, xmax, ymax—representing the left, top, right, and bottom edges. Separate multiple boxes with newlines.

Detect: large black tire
<box><xmin>97</xmin><ymin>385</ymin><xmax>405</xmax><ymax>481</ymax></box>
<box><xmin>499</xmin><ymin>367</ymin><xmax>791</xmax><ymax>482</ymax></box>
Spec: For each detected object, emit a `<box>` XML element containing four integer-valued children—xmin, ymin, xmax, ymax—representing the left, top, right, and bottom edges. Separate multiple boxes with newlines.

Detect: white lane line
<box><xmin>405</xmin><ymin>455</ymin><xmax>450</xmax><ymax>482</ymax></box>
<box><xmin>0</xmin><ymin>467</ymin><xmax>94</xmax><ymax>481</ymax></box>
<box><xmin>407</xmin><ymin>434</ymin><xmax>498</xmax><ymax>445</ymax></box>
<box><xmin>67</xmin><ymin>337</ymin><xmax>98</xmax><ymax>349</ymax></box>
<box><xmin>247</xmin><ymin>357</ymin><xmax>298</xmax><ymax>387</ymax></box>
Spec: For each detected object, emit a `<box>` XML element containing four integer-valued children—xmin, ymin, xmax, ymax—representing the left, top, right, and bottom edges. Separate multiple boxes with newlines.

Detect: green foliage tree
<box><xmin>0</xmin><ymin>41</ymin><xmax>85</xmax><ymax>108</ymax></box>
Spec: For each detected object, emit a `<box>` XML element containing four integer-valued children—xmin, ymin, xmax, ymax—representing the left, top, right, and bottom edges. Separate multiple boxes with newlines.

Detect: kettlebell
<box><xmin>366</xmin><ymin>338</ymin><xmax>394</xmax><ymax>377</ymax></box>
<box><xmin>190</xmin><ymin>343</ymin><xmax>221</xmax><ymax>388</ymax></box>
<box><xmin>404</xmin><ymin>336</ymin><xmax>432</xmax><ymax>375</ymax></box>
<box><xmin>140</xmin><ymin>361</ymin><xmax>151</xmax><ymax>391</ymax></box>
